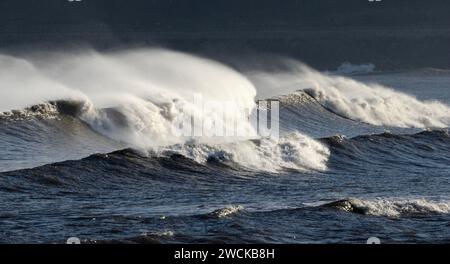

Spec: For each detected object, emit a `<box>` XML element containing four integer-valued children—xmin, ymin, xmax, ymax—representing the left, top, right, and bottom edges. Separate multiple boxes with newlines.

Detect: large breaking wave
<box><xmin>1</xmin><ymin>48</ymin><xmax>450</xmax><ymax>173</ymax></box>
<box><xmin>1</xmin><ymin>49</ymin><xmax>258</xmax><ymax>147</ymax></box>
<box><xmin>1</xmin><ymin>48</ymin><xmax>450</xmax><ymax>244</ymax></box>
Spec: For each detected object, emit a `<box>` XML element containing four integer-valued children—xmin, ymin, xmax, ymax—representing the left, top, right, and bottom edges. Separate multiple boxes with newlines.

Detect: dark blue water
<box><xmin>0</xmin><ymin>69</ymin><xmax>449</xmax><ymax>244</ymax></box>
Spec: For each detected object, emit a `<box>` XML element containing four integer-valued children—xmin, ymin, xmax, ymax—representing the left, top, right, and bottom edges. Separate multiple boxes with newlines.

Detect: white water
<box><xmin>0</xmin><ymin>49</ymin><xmax>329</xmax><ymax>172</ymax></box>
<box><xmin>347</xmin><ymin>198</ymin><xmax>450</xmax><ymax>218</ymax></box>
<box><xmin>156</xmin><ymin>132</ymin><xmax>330</xmax><ymax>172</ymax></box>
<box><xmin>0</xmin><ymin>55</ymin><xmax>85</xmax><ymax>111</ymax></box>
<box><xmin>3</xmin><ymin>48</ymin><xmax>449</xmax><ymax>171</ymax></box>
<box><xmin>211</xmin><ymin>205</ymin><xmax>244</xmax><ymax>218</ymax></box>
<box><xmin>333</xmin><ymin>62</ymin><xmax>375</xmax><ymax>75</ymax></box>
<box><xmin>249</xmin><ymin>60</ymin><xmax>450</xmax><ymax>128</ymax></box>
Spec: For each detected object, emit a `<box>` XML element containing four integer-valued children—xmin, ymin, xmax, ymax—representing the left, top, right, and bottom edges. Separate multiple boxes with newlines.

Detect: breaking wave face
<box><xmin>156</xmin><ymin>132</ymin><xmax>330</xmax><ymax>172</ymax></box>
<box><xmin>249</xmin><ymin>61</ymin><xmax>450</xmax><ymax>128</ymax></box>
<box><xmin>0</xmin><ymin>49</ymin><xmax>330</xmax><ymax>172</ymax></box>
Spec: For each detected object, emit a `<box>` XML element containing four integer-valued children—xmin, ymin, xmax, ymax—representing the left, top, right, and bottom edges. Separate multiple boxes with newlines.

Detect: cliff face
<box><xmin>0</xmin><ymin>0</ymin><xmax>449</xmax><ymax>70</ymax></box>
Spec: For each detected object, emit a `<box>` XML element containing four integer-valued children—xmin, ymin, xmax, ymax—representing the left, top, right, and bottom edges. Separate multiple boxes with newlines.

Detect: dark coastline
<box><xmin>0</xmin><ymin>0</ymin><xmax>449</xmax><ymax>70</ymax></box>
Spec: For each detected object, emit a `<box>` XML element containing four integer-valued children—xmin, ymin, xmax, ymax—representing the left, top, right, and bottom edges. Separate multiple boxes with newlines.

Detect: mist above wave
<box><xmin>0</xmin><ymin>49</ymin><xmax>259</xmax><ymax>147</ymax></box>
<box><xmin>0</xmin><ymin>48</ymin><xmax>331</xmax><ymax>173</ymax></box>
<box><xmin>4</xmin><ymin>48</ymin><xmax>448</xmax><ymax>173</ymax></box>
<box><xmin>323</xmin><ymin>198</ymin><xmax>450</xmax><ymax>218</ymax></box>
<box><xmin>249</xmin><ymin>60</ymin><xmax>450</xmax><ymax>128</ymax></box>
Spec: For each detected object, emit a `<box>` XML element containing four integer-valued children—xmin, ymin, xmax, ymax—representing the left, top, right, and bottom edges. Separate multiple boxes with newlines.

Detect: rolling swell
<box><xmin>1</xmin><ymin>49</ymin><xmax>448</xmax><ymax>174</ymax></box>
<box><xmin>55</xmin><ymin>196</ymin><xmax>450</xmax><ymax>244</ymax></box>
<box><xmin>1</xmin><ymin>128</ymin><xmax>447</xmax><ymax>186</ymax></box>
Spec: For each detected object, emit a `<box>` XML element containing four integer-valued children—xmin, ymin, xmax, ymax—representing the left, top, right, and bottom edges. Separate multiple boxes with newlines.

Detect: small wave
<box><xmin>156</xmin><ymin>132</ymin><xmax>330</xmax><ymax>172</ymax></box>
<box><xmin>322</xmin><ymin>198</ymin><xmax>450</xmax><ymax>218</ymax></box>
<box><xmin>0</xmin><ymin>99</ymin><xmax>91</xmax><ymax>122</ymax></box>
<box><xmin>275</xmin><ymin>90</ymin><xmax>317</xmax><ymax>105</ymax></box>
<box><xmin>322</xmin><ymin>129</ymin><xmax>448</xmax><ymax>142</ymax></box>
<box><xmin>318</xmin><ymin>129</ymin><xmax>449</xmax><ymax>166</ymax></box>
<box><xmin>209</xmin><ymin>205</ymin><xmax>244</xmax><ymax>218</ymax></box>
<box><xmin>85</xmin><ymin>235</ymin><xmax>166</xmax><ymax>244</ymax></box>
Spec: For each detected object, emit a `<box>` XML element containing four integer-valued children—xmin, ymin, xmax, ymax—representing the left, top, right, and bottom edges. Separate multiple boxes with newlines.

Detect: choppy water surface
<box><xmin>0</xmin><ymin>50</ymin><xmax>449</xmax><ymax>243</ymax></box>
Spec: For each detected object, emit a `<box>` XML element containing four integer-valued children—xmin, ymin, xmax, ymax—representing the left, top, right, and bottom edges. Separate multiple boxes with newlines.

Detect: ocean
<box><xmin>0</xmin><ymin>49</ymin><xmax>449</xmax><ymax>244</ymax></box>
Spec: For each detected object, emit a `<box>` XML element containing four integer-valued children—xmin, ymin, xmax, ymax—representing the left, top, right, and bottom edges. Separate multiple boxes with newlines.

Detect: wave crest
<box><xmin>0</xmin><ymin>49</ymin><xmax>258</xmax><ymax>148</ymax></box>
<box><xmin>0</xmin><ymin>102</ymin><xmax>59</xmax><ymax>120</ymax></box>
<box><xmin>324</xmin><ymin>198</ymin><xmax>450</xmax><ymax>218</ymax></box>
<box><xmin>209</xmin><ymin>205</ymin><xmax>244</xmax><ymax>218</ymax></box>
<box><xmin>334</xmin><ymin>62</ymin><xmax>376</xmax><ymax>75</ymax></box>
<box><xmin>249</xmin><ymin>61</ymin><xmax>450</xmax><ymax>128</ymax></box>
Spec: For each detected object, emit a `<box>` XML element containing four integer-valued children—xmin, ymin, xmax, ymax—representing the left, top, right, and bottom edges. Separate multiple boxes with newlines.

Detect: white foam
<box><xmin>0</xmin><ymin>49</ymin><xmax>330</xmax><ymax>172</ymax></box>
<box><xmin>146</xmin><ymin>230</ymin><xmax>175</xmax><ymax>237</ymax></box>
<box><xmin>211</xmin><ymin>205</ymin><xmax>244</xmax><ymax>218</ymax></box>
<box><xmin>0</xmin><ymin>102</ymin><xmax>59</xmax><ymax>120</ymax></box>
<box><xmin>348</xmin><ymin>198</ymin><xmax>450</xmax><ymax>218</ymax></box>
<box><xmin>334</xmin><ymin>62</ymin><xmax>375</xmax><ymax>75</ymax></box>
<box><xmin>156</xmin><ymin>132</ymin><xmax>330</xmax><ymax>172</ymax></box>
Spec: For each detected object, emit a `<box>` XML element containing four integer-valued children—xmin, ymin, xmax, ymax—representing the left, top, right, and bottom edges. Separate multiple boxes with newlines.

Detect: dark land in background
<box><xmin>0</xmin><ymin>0</ymin><xmax>449</xmax><ymax>70</ymax></box>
